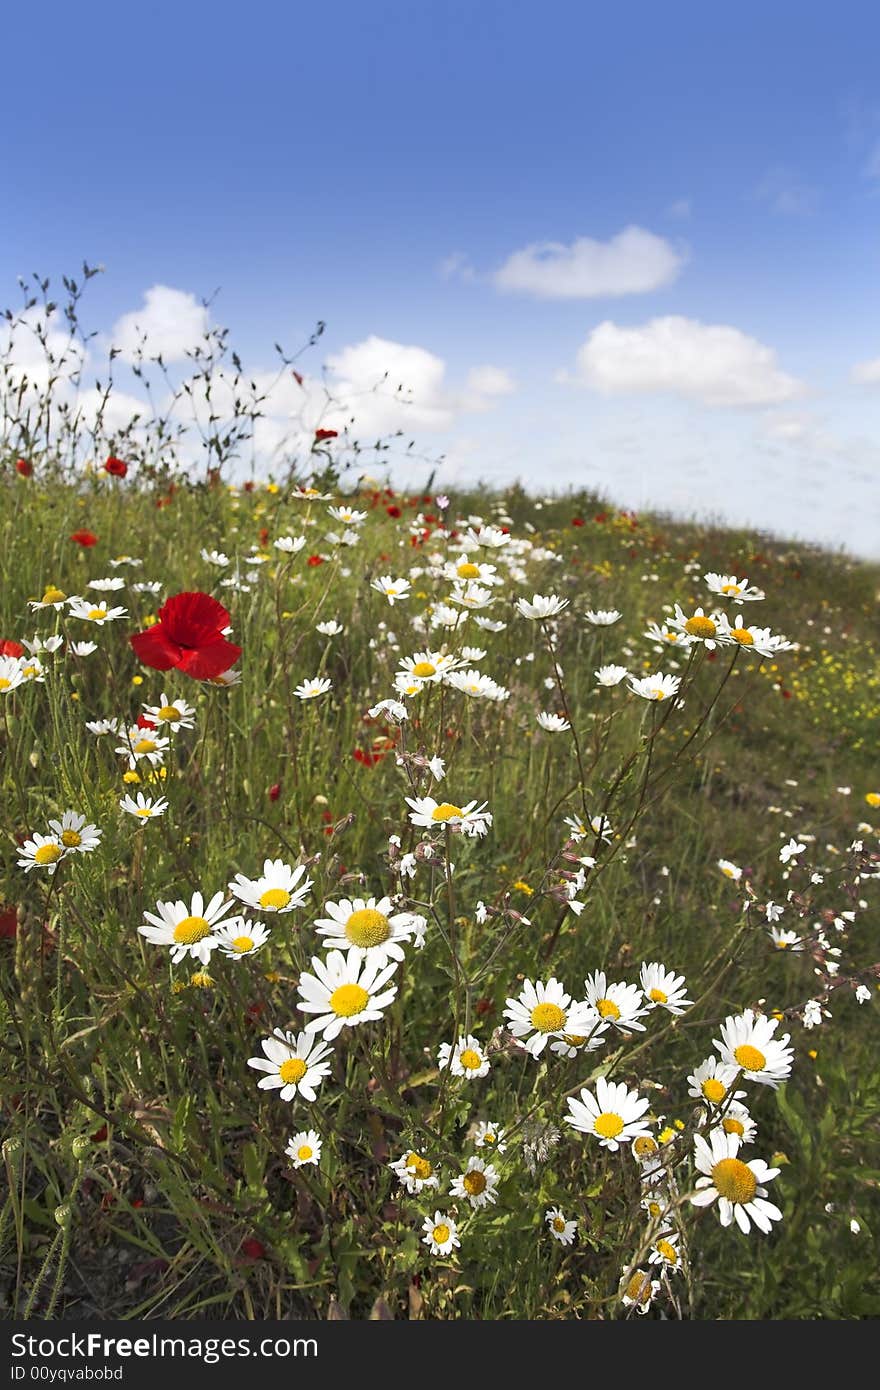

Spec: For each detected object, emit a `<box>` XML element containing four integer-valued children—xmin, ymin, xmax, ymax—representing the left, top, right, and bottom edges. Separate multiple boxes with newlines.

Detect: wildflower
<box><xmin>115</xmin><ymin>726</ymin><xmax>170</xmax><ymax>768</ymax></box>
<box><xmin>297</xmin><ymin>947</ymin><xmax>398</xmax><ymax>1040</ymax></box>
<box><xmin>690</xmin><ymin>1132</ymin><xmax>782</xmax><ymax>1233</ymax></box>
<box><xmin>717</xmin><ymin>859</ymin><xmax>742</xmax><ymax>881</ymax></box>
<box><xmin>286</xmin><ymin>1130</ymin><xmax>322</xmax><ymax>1168</ymax></box>
<box><xmin>139</xmin><ymin>890</ymin><xmax>235</xmax><ymax>964</ymax></box>
<box><xmin>85</xmin><ymin>717</ymin><xmax>121</xmax><ymax>736</ymax></box>
<box><xmin>119</xmin><ymin>792</ymin><xmax>168</xmax><ymax>821</ymax></box>
<box><xmin>668</xmin><ymin>604</ymin><xmax>725</xmax><ymax>648</ymax></box>
<box><xmin>228</xmin><ymin>859</ymin><xmax>313</xmax><ymax>914</ymax></box>
<box><xmin>564</xmin><ymin>813</ymin><xmax>612</xmax><ymax>843</ymax></box>
<box><xmin>30</xmin><ymin>586</ymin><xmax>71</xmax><ymax>611</ymax></box>
<box><xmin>768</xmin><ymin>926</ymin><xmax>803</xmax><ymax>951</ymax></box>
<box><xmin>247</xmin><ymin>1029</ymin><xmax>333</xmax><ymax>1101</ymax></box>
<box><xmin>445</xmin><ymin>669</ymin><xmax>508</xmax><ymax>701</ymax></box>
<box><xmin>639</xmin><ymin>962</ymin><xmax>692</xmax><ymax>1015</ymax></box>
<box><xmin>504</xmin><ymin>977</ymin><xmax>595</xmax><ymax>1057</ymax></box>
<box><xmin>687</xmin><ymin>1057</ymin><xmax>746</xmax><ymax>1107</ymax></box>
<box><xmin>515</xmin><ymin>593</ymin><xmax>569</xmax><ymax>619</ymax></box>
<box><xmin>46</xmin><ymin>811</ymin><xmax>102</xmax><ymax>855</ymax></box>
<box><xmin>648</xmin><ymin>1232</ymin><xmax>682</xmax><ymax>1271</ymax></box>
<box><xmin>709</xmin><ymin>1100</ymin><xmax>758</xmax><ymax>1145</ymax></box>
<box><xmin>67</xmin><ymin>598</ymin><xmax>128</xmax><ymax>625</ymax></box>
<box><xmin>437</xmin><ymin>1035</ymin><xmax>490</xmax><ymax>1079</ymax></box>
<box><xmin>421</xmin><ymin>1212</ymin><xmax>460</xmax><ymax>1257</ymax></box>
<box><xmin>390</xmin><ymin>1151</ymin><xmax>440</xmax><ymax>1193</ymax></box>
<box><xmin>450</xmin><ymin>1156</ymin><xmax>499</xmax><ymax>1209</ymax></box>
<box><xmin>595</xmin><ymin>664</ymin><xmax>629</xmax><ymax>686</ymax></box>
<box><xmin>715</xmin><ymin>1009</ymin><xmax>794</xmax><ymax>1088</ymax></box>
<box><xmin>0</xmin><ymin>658</ymin><xmax>25</xmax><ymax>695</ymax></box>
<box><xmin>367</xmin><ymin>698</ymin><xmax>408</xmax><ymax>722</ymax></box>
<box><xmin>703</xmin><ymin>573</ymin><xmax>765</xmax><ymax>602</ymax></box>
<box><xmin>316</xmin><ymin>620</ymin><xmax>344</xmax><ymax>636</ymax></box>
<box><xmin>585</xmin><ymin>608</ymin><xmax>621</xmax><ymax>626</ymax></box>
<box><xmin>70</xmin><ymin>641</ymin><xmax>98</xmax><ymax>656</ymax></box>
<box><xmin>130</xmin><ymin>591</ymin><xmax>241</xmax><ymax>681</ymax></box>
<box><xmin>104</xmin><ymin>456</ymin><xmax>128</xmax><ymax>477</ymax></box>
<box><xmin>537</xmin><ymin>712</ymin><xmax>571</xmax><ymax>731</ymax></box>
<box><xmin>855</xmin><ymin>984</ymin><xmax>872</xmax><ymax>1005</ymax></box>
<box><xmin>314</xmin><ymin>896</ymin><xmax>426</xmax><ymax>962</ymax></box>
<box><xmin>294</xmin><ymin>676</ymin><xmax>332</xmax><ymax>700</ymax></box>
<box><xmin>779</xmin><ymin>837</ymin><xmax>806</xmax><ymax>864</ymax></box>
<box><xmin>405</xmin><ymin>795</ymin><xmax>492</xmax><ymax>837</ymax></box>
<box><xmin>141</xmin><ymin>694</ymin><xmax>196</xmax><ymax>731</ymax></box>
<box><xmin>70</xmin><ymin>531</ymin><xmax>98</xmax><ymax>547</ymax></box>
<box><xmin>213</xmin><ymin>917</ymin><xmax>271</xmax><ymax>958</ymax></box>
<box><xmin>397</xmin><ymin>650</ymin><xmax>464</xmax><ymax>685</ymax></box>
<box><xmin>620</xmin><ymin>1270</ymin><xmax>659</xmax><ymax>1313</ymax></box>
<box><xmin>273</xmin><ymin>535</ymin><xmax>306</xmax><ymax>553</ymax></box>
<box><xmin>545</xmin><ymin>1207</ymin><xmax>577</xmax><ymax>1245</ymax></box>
<box><xmin>371</xmin><ymin>575</ymin><xmax>411</xmax><ymax>605</ymax></box>
<box><xmin>628</xmin><ymin>672</ymin><xmax>681</xmax><ymax>702</ymax></box>
<box><xmin>17</xmin><ymin>833</ymin><xmax>66</xmax><ymax>874</ymax></box>
<box><xmin>565</xmin><ymin>1076</ymin><xmax>651</xmax><ymax>1151</ymax></box>
<box><xmin>471</xmin><ymin>1121</ymin><xmax>507</xmax><ymax>1153</ymax></box>
<box><xmin>583</xmin><ymin>970</ymin><xmax>649</xmax><ymax>1032</ymax></box>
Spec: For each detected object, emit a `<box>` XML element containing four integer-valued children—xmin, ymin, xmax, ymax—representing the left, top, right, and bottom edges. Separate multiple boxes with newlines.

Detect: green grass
<box><xmin>1</xmin><ymin>468</ymin><xmax>878</xmax><ymax>1320</ymax></box>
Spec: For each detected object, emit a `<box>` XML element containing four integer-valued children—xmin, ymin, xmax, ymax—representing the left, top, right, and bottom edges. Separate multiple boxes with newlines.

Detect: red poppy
<box><xmin>104</xmin><ymin>456</ymin><xmax>128</xmax><ymax>477</ymax></box>
<box><xmin>239</xmin><ymin>1238</ymin><xmax>266</xmax><ymax>1261</ymax></box>
<box><xmin>258</xmin><ymin>527</ymin><xmax>269</xmax><ymax>546</ymax></box>
<box><xmin>71</xmin><ymin>530</ymin><xmax>98</xmax><ymax>547</ymax></box>
<box><xmin>15</xmin><ymin>459</ymin><xmax>32</xmax><ymax>477</ymax></box>
<box><xmin>307</xmin><ymin>554</ymin><xmax>325</xmax><ymax>567</ymax></box>
<box><xmin>136</xmin><ymin>713</ymin><xmax>157</xmax><ymax>729</ymax></box>
<box><xmin>571</xmin><ymin>517</ymin><xmax>585</xmax><ymax>527</ymax></box>
<box><xmin>0</xmin><ymin>639</ymin><xmax>24</xmax><ymax>659</ymax></box>
<box><xmin>130</xmin><ymin>592</ymin><xmax>241</xmax><ymax>680</ymax></box>
<box><xmin>386</xmin><ymin>505</ymin><xmax>401</xmax><ymax>518</ymax></box>
<box><xmin>314</xmin><ymin>427</ymin><xmax>338</xmax><ymax>442</ymax></box>
<box><xmin>268</xmin><ymin>782</ymin><xmax>281</xmax><ymax>802</ymax></box>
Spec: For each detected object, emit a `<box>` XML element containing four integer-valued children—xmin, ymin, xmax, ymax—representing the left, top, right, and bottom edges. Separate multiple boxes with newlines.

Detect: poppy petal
<box><xmin>175</xmin><ymin>634</ymin><xmax>242</xmax><ymax>680</ymax></box>
<box><xmin>130</xmin><ymin>625</ymin><xmax>182</xmax><ymax>671</ymax></box>
<box><xmin>159</xmin><ymin>592</ymin><xmax>232</xmax><ymax>647</ymax></box>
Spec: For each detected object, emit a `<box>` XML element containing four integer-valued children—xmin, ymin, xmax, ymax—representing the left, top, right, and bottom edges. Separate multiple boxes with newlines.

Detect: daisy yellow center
<box><xmin>35</xmin><ymin>843</ymin><xmax>62</xmax><ymax>865</ymax></box>
<box><xmin>552</xmin><ymin>1217</ymin><xmax>566</xmax><ymax>1232</ymax></box>
<box><xmin>42</xmin><ymin>587</ymin><xmax>66</xmax><ymax>604</ymax></box>
<box><xmin>665</xmin><ymin>632</ymin><xmax>678</xmax><ymax>641</ymax></box>
<box><xmin>231</xmin><ymin>935</ymin><xmax>254</xmax><ymax>953</ymax></box>
<box><xmin>646</xmin><ymin>1201</ymin><xmax>661</xmax><ymax>1219</ymax></box>
<box><xmin>157</xmin><ymin>705</ymin><xmax>181</xmax><ymax>721</ymax></box>
<box><xmin>684</xmin><ymin>615</ymin><xmax>716</xmax><ymax>638</ymax></box>
<box><xmin>530</xmin><ymin>1001</ymin><xmax>566</xmax><ymax>1032</ymax></box>
<box><xmin>432</xmin><ymin>1223</ymin><xmax>450</xmax><ymax>1245</ymax></box>
<box><xmin>711</xmin><ymin>1157</ymin><xmax>757</xmax><ymax>1204</ymax></box>
<box><xmin>87</xmin><ymin>608</ymin><xmax>107</xmax><ymax>621</ymax></box>
<box><xmin>721</xmin><ymin>583</ymin><xmax>742</xmax><ymax>594</ymax></box>
<box><xmin>173</xmin><ymin>915</ymin><xmax>211</xmax><ymax>944</ymax></box>
<box><xmin>701</xmin><ymin>1078</ymin><xmax>726</xmax><ymax>1104</ymax></box>
<box><xmin>483</xmin><ymin>1132</ymin><xmax>496</xmax><ymax>1145</ymax></box>
<box><xmin>279</xmin><ymin>1057</ymin><xmax>308</xmax><ymax>1084</ymax></box>
<box><xmin>60</xmin><ymin>830</ymin><xmax>82</xmax><ymax>848</ymax></box>
<box><xmin>457</xmin><ymin>562</ymin><xmax>480</xmax><ymax>578</ymax></box>
<box><xmin>775</xmin><ymin>939</ymin><xmax>789</xmax><ymax>949</ymax></box>
<box><xmin>463</xmin><ymin>1170</ymin><xmax>487</xmax><ymax>1196</ymax></box>
<box><xmin>734</xmin><ymin>1043</ymin><xmax>766</xmax><ymax>1072</ymax></box>
<box><xmin>136</xmin><ymin>808</ymin><xmax>153</xmax><ymax>817</ymax></box>
<box><xmin>721</xmin><ymin>865</ymin><xmax>736</xmax><ymax>878</ymax></box>
<box><xmin>259</xmin><ymin>887</ymin><xmax>291</xmax><ymax>910</ymax></box>
<box><xmin>134</xmin><ymin>738</ymin><xmax>156</xmax><ymax>754</ymax></box>
<box><xmin>412</xmin><ymin>661</ymin><xmax>436</xmax><ymax>678</ymax></box>
<box><xmin>563</xmin><ymin>1034</ymin><xmax>586</xmax><ymax>1046</ymax></box>
<box><xmin>633</xmin><ymin>1136</ymin><xmax>658</xmax><ymax>1157</ymax></box>
<box><xmin>649</xmin><ymin>987</ymin><xmax>667</xmax><ymax>1003</ymax></box>
<box><xmin>594</xmin><ymin>1112</ymin><xmax>624</xmax><ymax>1139</ymax></box>
<box><xmin>297</xmin><ymin>1144</ymin><xmax>313</xmax><ymax>1161</ymax></box>
<box><xmin>345</xmin><ymin>908</ymin><xmax>391</xmax><ymax>948</ymax></box>
<box><xmin>656</xmin><ymin>1239</ymin><xmax>677</xmax><ymax>1265</ymax></box>
<box><xmin>0</xmin><ymin>679</ymin><xmax>11</xmax><ymax>690</ymax></box>
<box><xmin>459</xmin><ymin>1048</ymin><xmax>482</xmax><ymax>1071</ymax></box>
<box><xmin>626</xmin><ymin>1272</ymin><xmax>652</xmax><ymax>1304</ymax></box>
<box><xmin>651</xmin><ymin>688</ymin><xmax>667</xmax><ymax>700</ymax></box>
<box><xmin>431</xmin><ymin>803</ymin><xmax>463</xmax><ymax>822</ymax></box>
<box><xmin>722</xmin><ymin>1117</ymin><xmax>745</xmax><ymax>1137</ymax></box>
<box><xmin>731</xmin><ymin>627</ymin><xmax>754</xmax><ymax>645</ymax></box>
<box><xmin>866</xmin><ymin>792</ymin><xmax>880</xmax><ymax>807</ymax></box>
<box><xmin>329</xmin><ymin>983</ymin><xmax>369</xmax><ymax>1017</ymax></box>
<box><xmin>407</xmin><ymin>1153</ymin><xmax>433</xmax><ymax>1180</ymax></box>
<box><xmin>596</xmin><ymin>998</ymin><xmax>621</xmax><ymax>1020</ymax></box>
<box><xmin>22</xmin><ymin>666</ymin><xmax>38</xmax><ymax>678</ymax></box>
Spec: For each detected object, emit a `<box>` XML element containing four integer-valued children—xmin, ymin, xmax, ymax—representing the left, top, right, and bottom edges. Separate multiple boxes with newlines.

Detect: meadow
<box><xmin>0</xmin><ymin>283</ymin><xmax>878</xmax><ymax>1320</ymax></box>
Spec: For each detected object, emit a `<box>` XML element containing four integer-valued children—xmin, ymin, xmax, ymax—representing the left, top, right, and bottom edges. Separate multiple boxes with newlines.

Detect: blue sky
<box><xmin>4</xmin><ymin>1</ymin><xmax>880</xmax><ymax>552</ymax></box>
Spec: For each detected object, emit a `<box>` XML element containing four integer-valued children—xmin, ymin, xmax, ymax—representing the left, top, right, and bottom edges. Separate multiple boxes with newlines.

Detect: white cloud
<box><xmin>575</xmin><ymin>316</ymin><xmax>805</xmax><ymax>407</ymax></box>
<box><xmin>851</xmin><ymin>356</ymin><xmax>880</xmax><ymax>384</ymax></box>
<box><xmin>112</xmin><ymin>286</ymin><xmax>211</xmax><ymax>364</ymax></box>
<box><xmin>492</xmin><ymin>226</ymin><xmax>685</xmax><ymax>299</ymax></box>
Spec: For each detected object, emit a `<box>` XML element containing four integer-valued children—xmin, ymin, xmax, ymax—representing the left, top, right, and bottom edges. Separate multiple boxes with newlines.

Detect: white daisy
<box><xmin>437</xmin><ymin>1034</ymin><xmax>490</xmax><ymax>1079</ymax></box>
<box><xmin>86</xmin><ymin>717</ymin><xmax>121</xmax><ymax>736</ymax></box>
<box><xmin>70</xmin><ymin>641</ymin><xmax>98</xmax><ymax>656</ymax></box>
<box><xmin>228</xmin><ymin>859</ymin><xmax>313</xmax><ymax>914</ymax></box>
<box><xmin>594</xmin><ymin>664</ymin><xmax>629</xmax><ymax>687</ymax></box>
<box><xmin>396</xmin><ymin>650</ymin><xmax>464</xmax><ymax>685</ymax></box>
<box><xmin>141</xmin><ymin>694</ymin><xmax>196</xmax><ymax>731</ymax></box>
<box><xmin>545</xmin><ymin>1207</ymin><xmax>577</xmax><ymax>1245</ymax></box>
<box><xmin>445</xmin><ymin>669</ymin><xmax>508</xmax><ymax>701</ymax></box>
<box><xmin>585</xmin><ymin>608</ymin><xmax>621</xmax><ymax>626</ymax></box>
<box><xmin>119</xmin><ymin>792</ymin><xmax>169</xmax><ymax>821</ymax></box>
<box><xmin>389</xmin><ymin>1151</ymin><xmax>440</xmax><ymax>1193</ymax></box>
<box><xmin>316</xmin><ymin>620</ymin><xmax>344</xmax><ymax>636</ymax></box>
<box><xmin>668</xmin><ymin>604</ymin><xmax>726</xmax><ymax>649</ymax></box>
<box><xmin>471</xmin><ymin>1120</ymin><xmax>508</xmax><ymax>1153</ymax></box>
<box><xmin>639</xmin><ymin>961</ymin><xmax>692</xmax><ymax>1016</ymax></box>
<box><xmin>213</xmin><ymin>917</ymin><xmax>271</xmax><ymax>958</ymax></box>
<box><xmin>648</xmin><ymin>1232</ymin><xmax>682</xmax><ymax>1271</ymax></box>
<box><xmin>45</xmin><ymin>811</ymin><xmax>102</xmax><ymax>855</ymax></box>
<box><xmin>294</xmin><ymin>676</ymin><xmax>332</xmax><ymax>701</ymax></box>
<box><xmin>296</xmin><ymin>947</ymin><xmax>398</xmax><ymax>1041</ymax></box>
<box><xmin>421</xmin><ymin>1212</ymin><xmax>460</xmax><ymax>1257</ymax></box>
<box><xmin>67</xmin><ymin>598</ymin><xmax>128</xmax><ymax>625</ymax></box>
<box><xmin>274</xmin><ymin>536</ymin><xmax>306</xmax><ymax>553</ymax></box>
<box><xmin>714</xmin><ymin>1009</ymin><xmax>794</xmax><ymax>1089</ymax></box>
<box><xmin>536</xmin><ymin>712</ymin><xmax>571</xmax><ymax>731</ymax></box>
<box><xmin>115</xmin><ymin>726</ymin><xmax>170</xmax><ymax>768</ymax></box>
<box><xmin>627</xmin><ymin>672</ymin><xmax>681</xmax><ymax>702</ymax></box>
<box><xmin>449</xmin><ymin>1156</ymin><xmax>499</xmax><ymax>1209</ymax></box>
<box><xmin>29</xmin><ymin>586</ymin><xmax>73</xmax><ymax>610</ymax></box>
<box><xmin>708</xmin><ymin>1100</ymin><xmax>758</xmax><ymax>1146</ymax></box>
<box><xmin>768</xmin><ymin>926</ymin><xmax>804</xmax><ymax>951</ymax></box>
<box><xmin>686</xmin><ymin>1057</ymin><xmax>747</xmax><ymax>1108</ymax></box>
<box><xmin>583</xmin><ymin>970</ymin><xmax>649</xmax><ymax>1033</ymax></box>
<box><xmin>17</xmin><ymin>833</ymin><xmax>66</xmax><ymax>874</ymax></box>
<box><xmin>548</xmin><ymin>1024</ymin><xmax>609</xmax><ymax>1058</ymax></box>
<box><xmin>690</xmin><ymin>1131</ymin><xmax>782</xmax><ymax>1234</ymax></box>
<box><xmin>564</xmin><ymin>813</ymin><xmax>612</xmax><ymax>843</ymax></box>
<box><xmin>405</xmin><ymin>795</ymin><xmax>492</xmax><ymax>837</ymax></box>
<box><xmin>703</xmin><ymin>572</ymin><xmax>765</xmax><ymax>602</ymax></box>
<box><xmin>515</xmin><ymin>593</ymin><xmax>569</xmax><ymax>619</ymax></box>
<box><xmin>247</xmin><ymin>1028</ymin><xmax>333</xmax><ymax>1101</ymax></box>
<box><xmin>620</xmin><ymin>1270</ymin><xmax>660</xmax><ymax>1313</ymax></box>
<box><xmin>717</xmin><ymin>858</ymin><xmax>742</xmax><ymax>881</ymax></box>
<box><xmin>87</xmin><ymin>576</ymin><xmax>126</xmax><ymax>591</ymax></box>
<box><xmin>139</xmin><ymin>891</ymin><xmax>234</xmax><ymax>964</ymax></box>
<box><xmin>21</xmin><ymin>634</ymin><xmax>63</xmax><ymax>655</ymax></box>
<box><xmin>371</xmin><ymin>575</ymin><xmax>411</xmax><ymax>605</ymax></box>
<box><xmin>200</xmin><ymin>549</ymin><xmax>230</xmax><ymax>567</ymax></box>
<box><xmin>0</xmin><ymin>657</ymin><xmax>25</xmax><ymax>695</ymax></box>
<box><xmin>503</xmin><ymin>977</ymin><xmax>596</xmax><ymax>1058</ymax></box>
<box><xmin>314</xmin><ymin>896</ymin><xmax>426</xmax><ymax>963</ymax></box>
<box><xmin>565</xmin><ymin>1076</ymin><xmax>651</xmax><ymax>1151</ymax></box>
<box><xmin>285</xmin><ymin>1129</ymin><xmax>322</xmax><ymax>1168</ymax></box>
